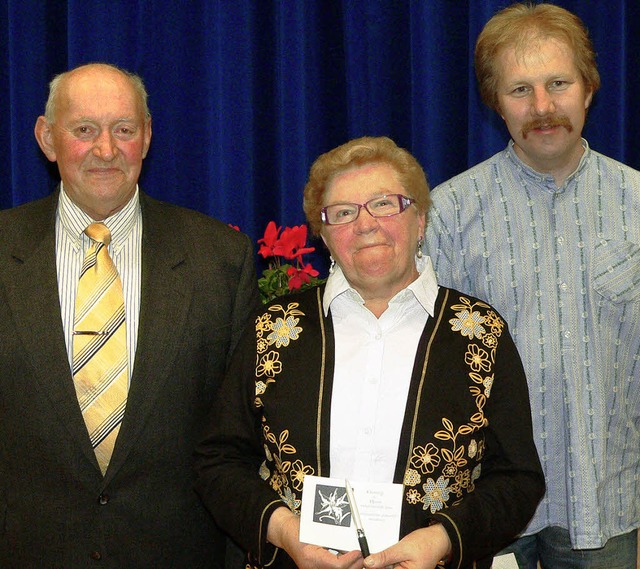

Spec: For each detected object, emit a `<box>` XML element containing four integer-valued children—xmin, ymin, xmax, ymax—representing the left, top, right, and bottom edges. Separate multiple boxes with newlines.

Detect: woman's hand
<box><xmin>363</xmin><ymin>523</ymin><xmax>452</xmax><ymax>569</ymax></box>
<box><xmin>267</xmin><ymin>506</ymin><xmax>364</xmax><ymax>569</ymax></box>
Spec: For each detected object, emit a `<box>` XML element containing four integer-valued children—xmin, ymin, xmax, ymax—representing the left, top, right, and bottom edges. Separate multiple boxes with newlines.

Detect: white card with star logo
<box><xmin>299</xmin><ymin>475</ymin><xmax>402</xmax><ymax>554</ymax></box>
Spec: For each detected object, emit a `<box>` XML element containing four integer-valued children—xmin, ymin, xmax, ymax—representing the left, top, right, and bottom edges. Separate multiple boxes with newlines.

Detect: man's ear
<box><xmin>585</xmin><ymin>88</ymin><xmax>594</xmax><ymax>111</ymax></box>
<box><xmin>142</xmin><ymin>117</ymin><xmax>152</xmax><ymax>159</ymax></box>
<box><xmin>34</xmin><ymin>116</ymin><xmax>57</xmax><ymax>162</ymax></box>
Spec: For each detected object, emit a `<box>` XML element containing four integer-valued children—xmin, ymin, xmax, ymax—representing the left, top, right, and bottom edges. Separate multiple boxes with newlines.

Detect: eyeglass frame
<box><xmin>320</xmin><ymin>194</ymin><xmax>416</xmax><ymax>226</ymax></box>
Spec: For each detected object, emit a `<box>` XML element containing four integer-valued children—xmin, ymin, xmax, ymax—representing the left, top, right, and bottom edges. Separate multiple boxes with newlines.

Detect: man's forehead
<box><xmin>497</xmin><ymin>37</ymin><xmax>577</xmax><ymax>77</ymax></box>
<box><xmin>507</xmin><ymin>35</ymin><xmax>572</xmax><ymax>62</ymax></box>
<box><xmin>57</xmin><ymin>70</ymin><xmax>143</xmax><ymax>117</ymax></box>
<box><xmin>63</xmin><ymin>68</ymin><xmax>130</xmax><ymax>97</ymax></box>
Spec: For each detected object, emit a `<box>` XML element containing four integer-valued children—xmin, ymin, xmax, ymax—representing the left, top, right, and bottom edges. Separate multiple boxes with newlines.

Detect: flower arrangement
<box><xmin>254</xmin><ymin>221</ymin><xmax>325</xmax><ymax>303</ymax></box>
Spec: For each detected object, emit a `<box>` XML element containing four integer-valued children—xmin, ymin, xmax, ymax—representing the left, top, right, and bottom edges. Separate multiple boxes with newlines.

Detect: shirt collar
<box><xmin>505</xmin><ymin>138</ymin><xmax>591</xmax><ymax>191</ymax></box>
<box><xmin>322</xmin><ymin>255</ymin><xmax>439</xmax><ymax>317</ymax></box>
<box><xmin>57</xmin><ymin>182</ymin><xmax>141</xmax><ymax>248</ymax></box>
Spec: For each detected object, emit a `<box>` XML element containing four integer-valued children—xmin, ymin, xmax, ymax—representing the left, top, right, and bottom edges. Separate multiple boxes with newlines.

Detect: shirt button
<box><xmin>98</xmin><ymin>493</ymin><xmax>109</xmax><ymax>505</ymax></box>
<box><xmin>90</xmin><ymin>551</ymin><xmax>102</xmax><ymax>560</ymax></box>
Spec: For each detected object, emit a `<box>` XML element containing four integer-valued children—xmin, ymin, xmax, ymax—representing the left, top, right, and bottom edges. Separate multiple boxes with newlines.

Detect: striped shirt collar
<box><xmin>505</xmin><ymin>138</ymin><xmax>591</xmax><ymax>190</ymax></box>
<box><xmin>57</xmin><ymin>183</ymin><xmax>141</xmax><ymax>251</ymax></box>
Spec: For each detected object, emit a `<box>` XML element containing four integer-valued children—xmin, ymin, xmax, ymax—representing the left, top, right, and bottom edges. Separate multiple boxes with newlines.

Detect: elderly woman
<box><xmin>195</xmin><ymin>137</ymin><xmax>544</xmax><ymax>569</ymax></box>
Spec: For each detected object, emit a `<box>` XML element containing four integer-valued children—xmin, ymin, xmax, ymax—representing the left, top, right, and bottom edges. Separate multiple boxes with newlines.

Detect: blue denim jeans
<box><xmin>498</xmin><ymin>526</ymin><xmax>637</xmax><ymax>569</ymax></box>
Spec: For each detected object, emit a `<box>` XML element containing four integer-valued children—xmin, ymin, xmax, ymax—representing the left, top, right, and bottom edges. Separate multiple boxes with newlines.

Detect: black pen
<box><xmin>345</xmin><ymin>479</ymin><xmax>370</xmax><ymax>558</ymax></box>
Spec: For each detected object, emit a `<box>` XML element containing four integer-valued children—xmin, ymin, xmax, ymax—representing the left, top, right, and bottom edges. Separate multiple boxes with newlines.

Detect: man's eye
<box><xmin>75</xmin><ymin>126</ymin><xmax>93</xmax><ymax>135</ymax></box>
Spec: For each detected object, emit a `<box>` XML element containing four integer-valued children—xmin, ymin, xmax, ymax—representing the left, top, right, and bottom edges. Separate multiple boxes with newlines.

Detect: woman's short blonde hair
<box><xmin>475</xmin><ymin>3</ymin><xmax>600</xmax><ymax>113</ymax></box>
<box><xmin>303</xmin><ymin>136</ymin><xmax>431</xmax><ymax>235</ymax></box>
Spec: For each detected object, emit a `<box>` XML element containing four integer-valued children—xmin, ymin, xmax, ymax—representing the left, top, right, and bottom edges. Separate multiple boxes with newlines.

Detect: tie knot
<box><xmin>85</xmin><ymin>223</ymin><xmax>112</xmax><ymax>246</ymax></box>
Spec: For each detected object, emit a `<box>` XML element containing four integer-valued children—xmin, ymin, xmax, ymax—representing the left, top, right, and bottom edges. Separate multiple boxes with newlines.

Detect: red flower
<box><xmin>287</xmin><ymin>263</ymin><xmax>320</xmax><ymax>291</ymax></box>
<box><xmin>227</xmin><ymin>224</ymin><xmax>241</xmax><ymax>231</ymax></box>
<box><xmin>274</xmin><ymin>225</ymin><xmax>315</xmax><ymax>260</ymax></box>
<box><xmin>257</xmin><ymin>221</ymin><xmax>282</xmax><ymax>259</ymax></box>
<box><xmin>252</xmin><ymin>221</ymin><xmax>325</xmax><ymax>301</ymax></box>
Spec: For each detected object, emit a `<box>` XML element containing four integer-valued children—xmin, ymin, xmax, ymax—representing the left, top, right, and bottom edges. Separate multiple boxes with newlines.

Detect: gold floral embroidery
<box><xmin>281</xmin><ymin>486</ymin><xmax>302</xmax><ymax>511</ymax></box>
<box><xmin>290</xmin><ymin>459</ymin><xmax>314</xmax><ymax>491</ymax></box>
<box><xmin>254</xmin><ymin>303</ymin><xmax>305</xmax><ymax>384</ymax></box>
<box><xmin>483</xmin><ymin>310</ymin><xmax>503</xmax><ymax>334</ymax></box>
<box><xmin>259</xmin><ymin>424</ymin><xmax>314</xmax><ymax>515</ymax></box>
<box><xmin>253</xmin><ymin>303</ymin><xmax>313</xmax><ymax>523</ymax></box>
<box><xmin>406</xmin><ymin>488</ymin><xmax>421</xmax><ymax>504</ymax></box>
<box><xmin>465</xmin><ymin>343</ymin><xmax>491</xmax><ymax>372</ymax></box>
<box><xmin>455</xmin><ymin>468</ymin><xmax>471</xmax><ymax>490</ymax></box>
<box><xmin>265</xmin><ymin>303</ymin><xmax>304</xmax><ymax>341</ymax></box>
<box><xmin>404</xmin><ymin>468</ymin><xmax>421</xmax><ymax>486</ymax></box>
<box><xmin>442</xmin><ymin>463</ymin><xmax>458</xmax><ymax>477</ymax></box>
<box><xmin>253</xmin><ymin>303</ymin><xmax>307</xmax><ymax>408</ymax></box>
<box><xmin>256</xmin><ymin>351</ymin><xmax>282</xmax><ymax>378</ymax></box>
<box><xmin>268</xmin><ymin>315</ymin><xmax>303</xmax><ymax>347</ymax></box>
<box><xmin>482</xmin><ymin>332</ymin><xmax>498</xmax><ymax>350</ymax></box>
<box><xmin>448</xmin><ymin>297</ymin><xmax>490</xmax><ymax>339</ymax></box>
<box><xmin>255</xmin><ymin>313</ymin><xmax>273</xmax><ymax>336</ymax></box>
<box><xmin>422</xmin><ymin>476</ymin><xmax>451</xmax><ymax>513</ymax></box>
<box><xmin>410</xmin><ymin>443</ymin><xmax>441</xmax><ymax>474</ymax></box>
<box><xmin>256</xmin><ymin>337</ymin><xmax>269</xmax><ymax>354</ymax></box>
<box><xmin>404</xmin><ymin>296</ymin><xmax>505</xmax><ymax>511</ymax></box>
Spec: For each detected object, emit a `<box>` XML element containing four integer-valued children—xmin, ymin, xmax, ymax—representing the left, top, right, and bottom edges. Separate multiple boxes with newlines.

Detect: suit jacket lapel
<box><xmin>7</xmin><ymin>192</ymin><xmax>98</xmax><ymax>464</ymax></box>
<box><xmin>105</xmin><ymin>194</ymin><xmax>193</xmax><ymax>479</ymax></box>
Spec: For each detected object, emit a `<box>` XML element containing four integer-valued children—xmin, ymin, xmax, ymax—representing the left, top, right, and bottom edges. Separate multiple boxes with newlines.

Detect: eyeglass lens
<box><xmin>323</xmin><ymin>194</ymin><xmax>409</xmax><ymax>225</ymax></box>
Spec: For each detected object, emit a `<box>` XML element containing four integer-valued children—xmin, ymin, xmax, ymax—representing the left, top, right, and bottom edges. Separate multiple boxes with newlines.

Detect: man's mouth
<box><xmin>521</xmin><ymin>116</ymin><xmax>573</xmax><ymax>139</ymax></box>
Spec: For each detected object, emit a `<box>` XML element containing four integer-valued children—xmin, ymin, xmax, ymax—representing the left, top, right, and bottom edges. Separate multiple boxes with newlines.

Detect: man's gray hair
<box><xmin>44</xmin><ymin>63</ymin><xmax>151</xmax><ymax>123</ymax></box>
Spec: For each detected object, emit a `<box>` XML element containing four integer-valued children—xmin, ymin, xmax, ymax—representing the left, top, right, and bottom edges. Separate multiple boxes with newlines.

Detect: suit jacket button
<box><xmin>98</xmin><ymin>493</ymin><xmax>109</xmax><ymax>505</ymax></box>
<box><xmin>90</xmin><ymin>550</ymin><xmax>102</xmax><ymax>560</ymax></box>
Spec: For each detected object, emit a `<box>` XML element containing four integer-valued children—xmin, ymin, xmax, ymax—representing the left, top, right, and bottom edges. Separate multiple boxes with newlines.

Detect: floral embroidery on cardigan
<box><xmin>258</xmin><ymin>424</ymin><xmax>315</xmax><ymax>515</ymax></box>
<box><xmin>254</xmin><ymin>303</ymin><xmax>305</xmax><ymax>407</ymax></box>
<box><xmin>404</xmin><ymin>296</ymin><xmax>504</xmax><ymax>513</ymax></box>
<box><xmin>254</xmin><ymin>303</ymin><xmax>315</xmax><ymax>517</ymax></box>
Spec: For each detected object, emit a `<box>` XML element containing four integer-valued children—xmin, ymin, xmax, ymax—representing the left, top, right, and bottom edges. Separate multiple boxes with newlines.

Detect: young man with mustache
<box><xmin>424</xmin><ymin>3</ymin><xmax>639</xmax><ymax>568</ymax></box>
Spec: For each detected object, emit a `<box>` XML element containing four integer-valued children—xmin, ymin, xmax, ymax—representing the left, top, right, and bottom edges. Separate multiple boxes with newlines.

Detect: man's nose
<box><xmin>92</xmin><ymin>130</ymin><xmax>118</xmax><ymax>160</ymax></box>
<box><xmin>531</xmin><ymin>87</ymin><xmax>555</xmax><ymax>116</ymax></box>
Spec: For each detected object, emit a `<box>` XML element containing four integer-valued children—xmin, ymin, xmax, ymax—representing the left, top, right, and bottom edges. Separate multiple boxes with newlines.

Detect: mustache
<box><xmin>521</xmin><ymin>116</ymin><xmax>573</xmax><ymax>138</ymax></box>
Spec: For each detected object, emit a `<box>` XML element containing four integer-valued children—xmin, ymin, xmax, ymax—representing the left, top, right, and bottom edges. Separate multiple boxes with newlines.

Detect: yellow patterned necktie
<box><xmin>73</xmin><ymin>223</ymin><xmax>128</xmax><ymax>475</ymax></box>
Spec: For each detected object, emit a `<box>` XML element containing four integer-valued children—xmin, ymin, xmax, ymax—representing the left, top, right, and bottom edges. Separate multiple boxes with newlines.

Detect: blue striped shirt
<box><xmin>56</xmin><ymin>185</ymin><xmax>142</xmax><ymax>381</ymax></box>
<box><xmin>424</xmin><ymin>140</ymin><xmax>640</xmax><ymax>549</ymax></box>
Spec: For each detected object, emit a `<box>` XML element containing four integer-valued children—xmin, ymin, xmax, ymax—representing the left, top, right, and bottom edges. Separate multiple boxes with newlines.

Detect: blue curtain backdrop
<box><xmin>2</xmin><ymin>1</ymin><xmax>639</xmax><ymax>266</ymax></box>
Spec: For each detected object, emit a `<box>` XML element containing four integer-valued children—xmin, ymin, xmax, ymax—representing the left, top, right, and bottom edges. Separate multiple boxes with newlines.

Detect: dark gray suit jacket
<box><xmin>0</xmin><ymin>190</ymin><xmax>260</xmax><ymax>568</ymax></box>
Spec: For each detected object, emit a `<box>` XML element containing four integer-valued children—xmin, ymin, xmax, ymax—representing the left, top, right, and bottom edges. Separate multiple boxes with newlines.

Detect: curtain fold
<box><xmin>2</xmin><ymin>1</ymin><xmax>638</xmax><ymax>249</ymax></box>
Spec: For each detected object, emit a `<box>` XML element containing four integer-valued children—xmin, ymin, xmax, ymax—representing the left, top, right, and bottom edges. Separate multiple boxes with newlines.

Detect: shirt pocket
<box><xmin>592</xmin><ymin>238</ymin><xmax>640</xmax><ymax>303</ymax></box>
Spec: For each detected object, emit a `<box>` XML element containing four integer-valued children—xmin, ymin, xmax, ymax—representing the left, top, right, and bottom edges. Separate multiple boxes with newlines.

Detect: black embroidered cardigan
<box><xmin>195</xmin><ymin>285</ymin><xmax>544</xmax><ymax>569</ymax></box>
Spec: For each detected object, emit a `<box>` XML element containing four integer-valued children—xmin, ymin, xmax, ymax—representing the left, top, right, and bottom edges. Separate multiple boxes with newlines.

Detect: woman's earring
<box><xmin>416</xmin><ymin>236</ymin><xmax>424</xmax><ymax>259</ymax></box>
<box><xmin>329</xmin><ymin>256</ymin><xmax>336</xmax><ymax>274</ymax></box>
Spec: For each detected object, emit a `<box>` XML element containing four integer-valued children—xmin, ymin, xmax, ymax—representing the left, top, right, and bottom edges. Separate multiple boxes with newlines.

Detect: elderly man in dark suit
<box><xmin>0</xmin><ymin>63</ymin><xmax>259</xmax><ymax>568</ymax></box>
